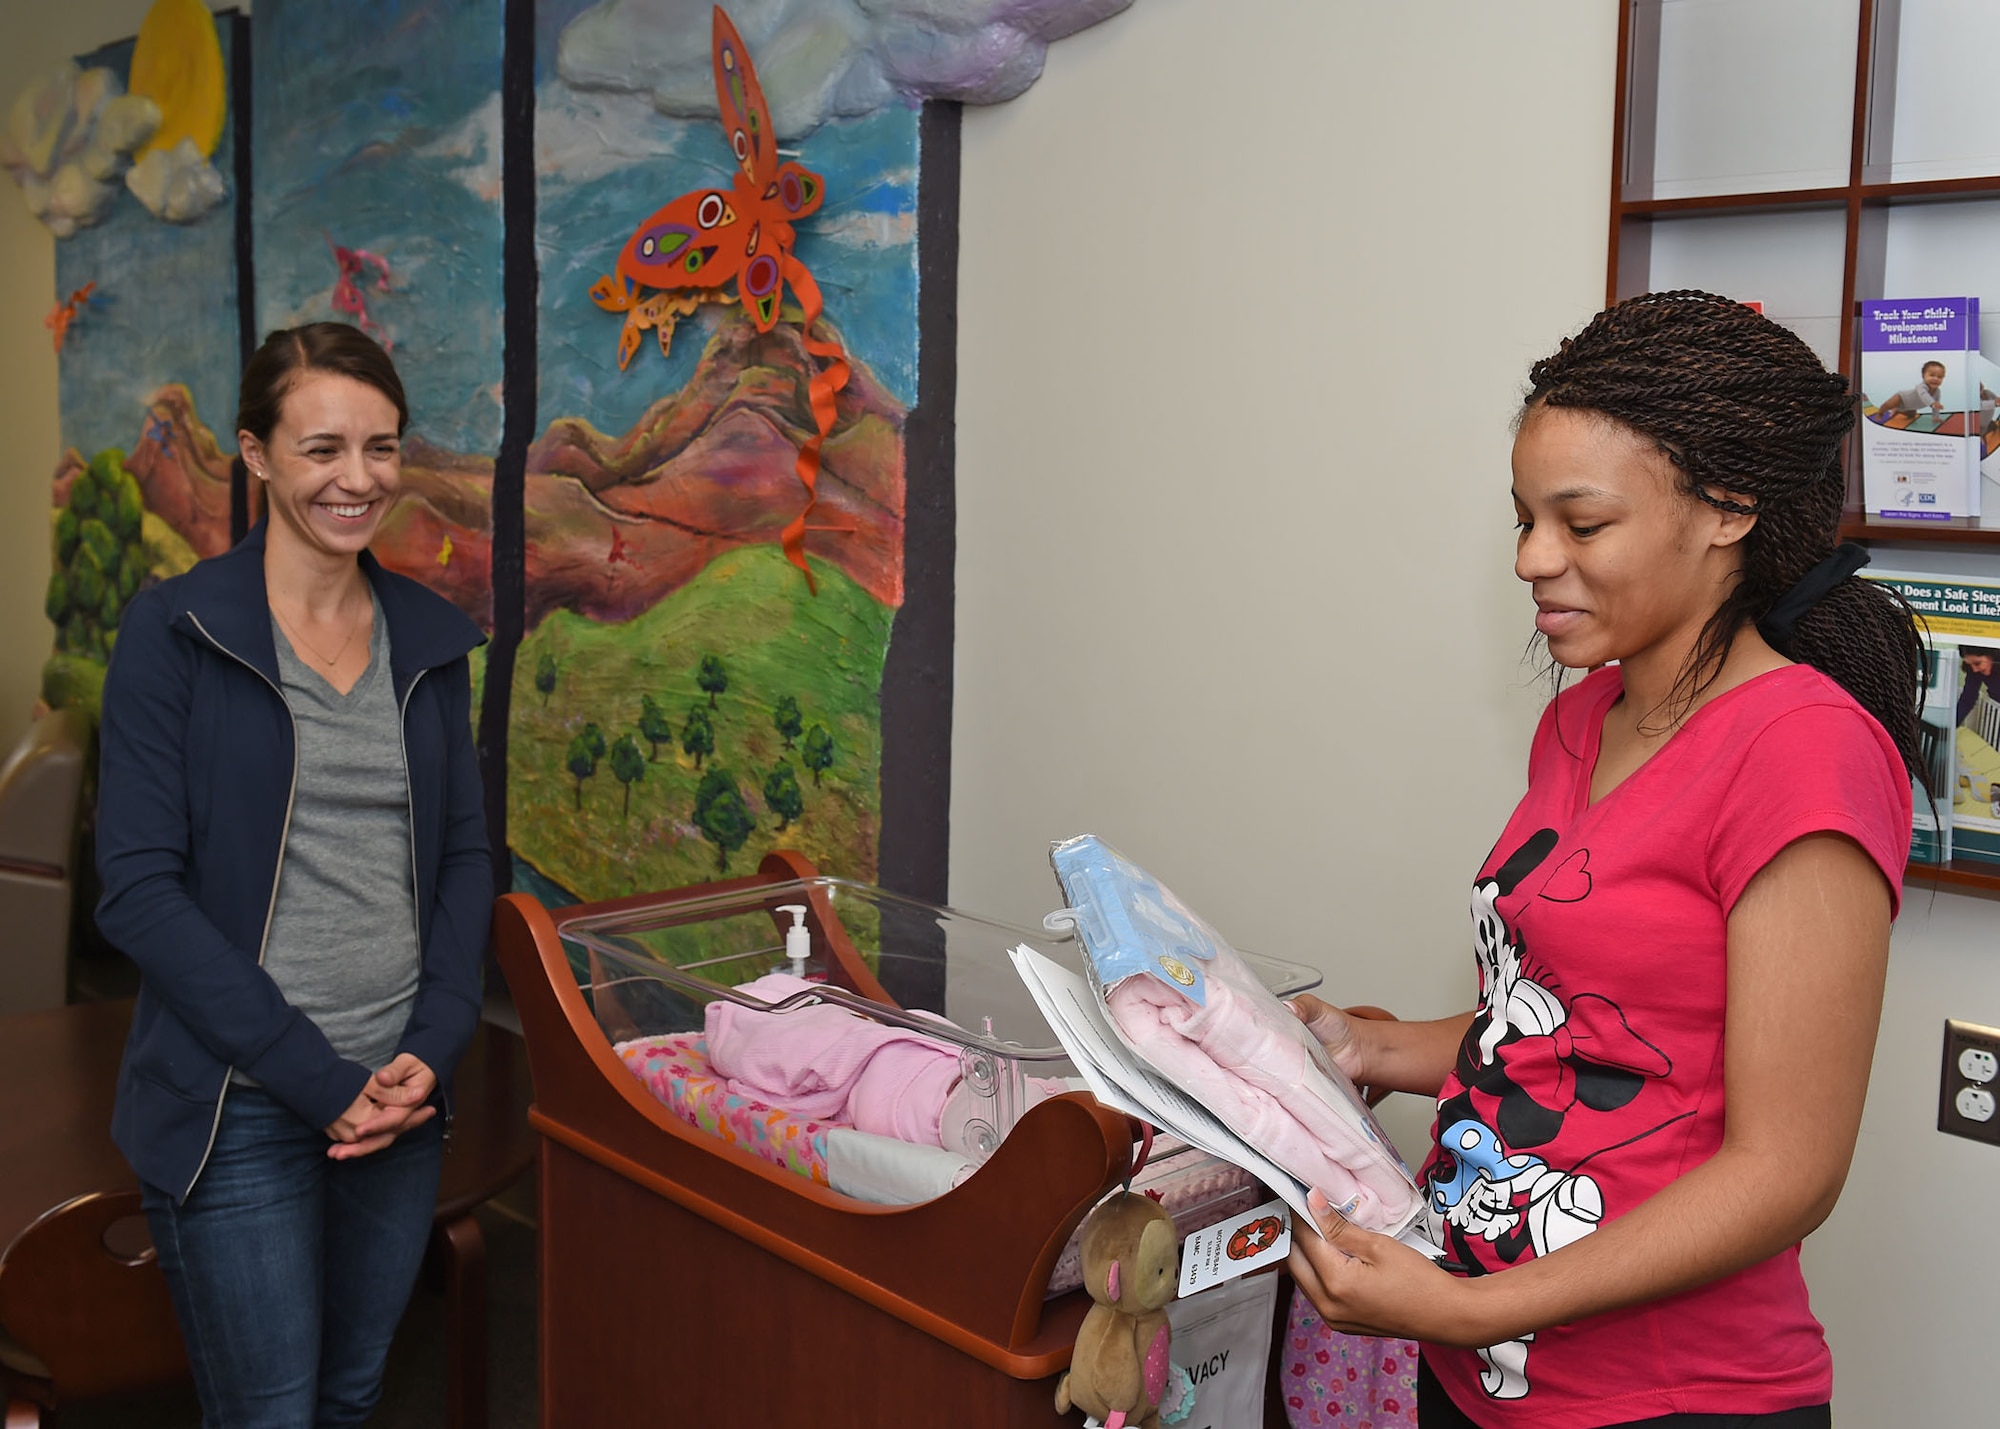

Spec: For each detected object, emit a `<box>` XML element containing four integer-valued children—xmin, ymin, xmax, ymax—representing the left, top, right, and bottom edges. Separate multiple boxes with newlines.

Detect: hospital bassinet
<box><xmin>491</xmin><ymin>850</ymin><xmax>1318</xmax><ymax>1424</ymax></box>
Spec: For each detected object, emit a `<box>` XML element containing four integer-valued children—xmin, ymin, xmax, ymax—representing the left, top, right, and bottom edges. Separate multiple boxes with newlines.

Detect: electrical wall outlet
<box><xmin>1940</xmin><ymin>1020</ymin><xmax>2000</xmax><ymax>1146</ymax></box>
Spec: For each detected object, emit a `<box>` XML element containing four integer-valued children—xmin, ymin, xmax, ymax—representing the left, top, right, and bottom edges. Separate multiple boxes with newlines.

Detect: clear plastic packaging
<box><xmin>1049</xmin><ymin>836</ymin><xmax>1423</xmax><ymax>1234</ymax></box>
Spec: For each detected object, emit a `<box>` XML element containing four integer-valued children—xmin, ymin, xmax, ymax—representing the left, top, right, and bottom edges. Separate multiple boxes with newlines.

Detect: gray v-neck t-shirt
<box><xmin>235</xmin><ymin>591</ymin><xmax>421</xmax><ymax>1085</ymax></box>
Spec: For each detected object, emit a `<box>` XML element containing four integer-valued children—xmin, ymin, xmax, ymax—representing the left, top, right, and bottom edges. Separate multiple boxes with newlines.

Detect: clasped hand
<box><xmin>322</xmin><ymin>1053</ymin><xmax>437</xmax><ymax>1160</ymax></box>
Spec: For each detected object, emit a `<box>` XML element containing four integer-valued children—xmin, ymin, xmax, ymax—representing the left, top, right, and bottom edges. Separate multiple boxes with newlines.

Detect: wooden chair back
<box><xmin>0</xmin><ymin>1188</ymin><xmax>188</xmax><ymax>1410</ymax></box>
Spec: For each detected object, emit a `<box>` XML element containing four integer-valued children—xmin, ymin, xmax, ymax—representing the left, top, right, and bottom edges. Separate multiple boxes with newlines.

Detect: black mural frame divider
<box><xmin>226</xmin><ymin>6</ymin><xmax>253</xmax><ymax>545</ymax></box>
<box><xmin>480</xmin><ymin>0</ymin><xmax>538</xmax><ymax>895</ymax></box>
<box><xmin>877</xmin><ymin>100</ymin><xmax>959</xmax><ymax>907</ymax></box>
<box><xmin>873</xmin><ymin>100</ymin><xmax>960</xmax><ymax>1004</ymax></box>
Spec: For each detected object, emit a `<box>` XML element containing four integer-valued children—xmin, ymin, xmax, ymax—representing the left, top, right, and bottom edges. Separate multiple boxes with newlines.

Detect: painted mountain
<box><xmin>68</xmin><ymin>304</ymin><xmax>902</xmax><ymax>633</ymax></box>
<box><xmin>504</xmin><ymin>305</ymin><xmax>906</xmax><ymax>905</ymax></box>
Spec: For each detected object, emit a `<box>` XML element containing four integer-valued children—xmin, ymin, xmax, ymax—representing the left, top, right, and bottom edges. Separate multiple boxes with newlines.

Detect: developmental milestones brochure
<box><xmin>1860</xmin><ymin>298</ymin><xmax>1982</xmax><ymax>521</ymax></box>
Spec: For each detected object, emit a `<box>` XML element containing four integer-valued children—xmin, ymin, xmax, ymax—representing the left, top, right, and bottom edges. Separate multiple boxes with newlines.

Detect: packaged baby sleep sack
<box><xmin>1048</xmin><ymin>835</ymin><xmax>1421</xmax><ymax>1237</ymax></box>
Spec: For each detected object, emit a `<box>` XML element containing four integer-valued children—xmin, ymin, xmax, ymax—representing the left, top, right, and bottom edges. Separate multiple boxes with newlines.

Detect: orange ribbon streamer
<box><xmin>778</xmin><ymin>255</ymin><xmax>850</xmax><ymax>595</ymax></box>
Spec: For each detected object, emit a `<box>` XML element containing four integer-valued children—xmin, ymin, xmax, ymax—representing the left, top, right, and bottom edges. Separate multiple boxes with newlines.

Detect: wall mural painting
<box><xmin>20</xmin><ymin>0</ymin><xmax>244</xmax><ymax>719</ymax></box>
<box><xmin>251</xmin><ymin>0</ymin><xmax>506</xmax><ymax>629</ymax></box>
<box><xmin>8</xmin><ymin>0</ymin><xmax>1134</xmax><ymax>907</ymax></box>
<box><xmin>517</xmin><ymin>0</ymin><xmax>923</xmax><ymax>903</ymax></box>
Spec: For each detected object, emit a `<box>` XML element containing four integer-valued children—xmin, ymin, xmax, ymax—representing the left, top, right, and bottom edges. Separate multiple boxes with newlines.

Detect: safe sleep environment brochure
<box><xmin>1862</xmin><ymin>569</ymin><xmax>2000</xmax><ymax>865</ymax></box>
<box><xmin>1859</xmin><ymin>298</ymin><xmax>1982</xmax><ymax>521</ymax></box>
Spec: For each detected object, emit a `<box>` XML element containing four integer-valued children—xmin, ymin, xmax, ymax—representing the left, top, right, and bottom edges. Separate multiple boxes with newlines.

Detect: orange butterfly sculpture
<box><xmin>590</xmin><ymin>5</ymin><xmax>850</xmax><ymax>594</ymax></box>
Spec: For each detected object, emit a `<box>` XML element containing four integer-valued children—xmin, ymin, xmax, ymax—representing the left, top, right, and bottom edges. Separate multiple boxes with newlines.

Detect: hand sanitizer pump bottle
<box><xmin>776</xmin><ymin>904</ymin><xmax>811</xmax><ymax>978</ymax></box>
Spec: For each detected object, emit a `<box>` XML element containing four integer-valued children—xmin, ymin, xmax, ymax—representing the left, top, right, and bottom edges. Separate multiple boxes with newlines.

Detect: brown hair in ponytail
<box><xmin>1521</xmin><ymin>290</ymin><xmax>1926</xmax><ymax>779</ymax></box>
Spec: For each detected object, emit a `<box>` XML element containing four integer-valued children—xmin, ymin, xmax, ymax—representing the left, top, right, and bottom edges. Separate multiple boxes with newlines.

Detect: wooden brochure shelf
<box><xmin>1907</xmin><ymin>860</ymin><xmax>2000</xmax><ymax>900</ymax></box>
<box><xmin>1837</xmin><ymin>515</ymin><xmax>2000</xmax><ymax>549</ymax></box>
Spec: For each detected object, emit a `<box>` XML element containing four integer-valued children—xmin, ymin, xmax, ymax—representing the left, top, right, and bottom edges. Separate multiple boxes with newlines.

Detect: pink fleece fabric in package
<box><xmin>1106</xmin><ymin>953</ymin><xmax>1419</xmax><ymax>1233</ymax></box>
<box><xmin>1051</xmin><ymin>835</ymin><xmax>1420</xmax><ymax>1235</ymax></box>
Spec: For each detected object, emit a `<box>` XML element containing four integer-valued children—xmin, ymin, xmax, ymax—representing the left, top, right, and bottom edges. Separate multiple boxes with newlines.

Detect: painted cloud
<box><xmin>557</xmin><ymin>0</ymin><xmax>1133</xmax><ymax>138</ymax></box>
<box><xmin>126</xmin><ymin>136</ymin><xmax>228</xmax><ymax>222</ymax></box>
<box><xmin>0</xmin><ymin>63</ymin><xmax>164</xmax><ymax>237</ymax></box>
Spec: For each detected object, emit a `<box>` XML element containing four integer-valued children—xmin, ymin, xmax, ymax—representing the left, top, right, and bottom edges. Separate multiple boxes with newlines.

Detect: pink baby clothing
<box><xmin>1105</xmin><ymin>949</ymin><xmax>1419</xmax><ymax>1234</ymax></box>
<box><xmin>705</xmin><ymin>973</ymin><xmax>965</xmax><ymax>1146</ymax></box>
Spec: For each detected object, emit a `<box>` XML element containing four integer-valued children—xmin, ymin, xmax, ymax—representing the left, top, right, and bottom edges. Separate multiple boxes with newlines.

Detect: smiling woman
<box><xmin>92</xmin><ymin>322</ymin><xmax>492</xmax><ymax>1426</ymax></box>
<box><xmin>1286</xmin><ymin>293</ymin><xmax>1922</xmax><ymax>1429</ymax></box>
<box><xmin>237</xmin><ymin>328</ymin><xmax>411</xmax><ymax>696</ymax></box>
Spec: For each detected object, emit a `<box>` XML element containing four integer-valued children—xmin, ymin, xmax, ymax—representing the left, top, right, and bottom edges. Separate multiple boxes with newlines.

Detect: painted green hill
<box><xmin>506</xmin><ymin>544</ymin><xmax>893</xmax><ymax>903</ymax></box>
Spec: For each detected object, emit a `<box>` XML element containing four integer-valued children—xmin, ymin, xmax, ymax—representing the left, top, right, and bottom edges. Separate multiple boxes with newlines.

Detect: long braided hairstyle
<box><xmin>1522</xmin><ymin>290</ymin><xmax>1926</xmax><ymax>779</ymax></box>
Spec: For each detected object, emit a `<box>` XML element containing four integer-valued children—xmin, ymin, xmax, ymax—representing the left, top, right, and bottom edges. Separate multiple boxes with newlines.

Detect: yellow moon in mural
<box><xmin>128</xmin><ymin>0</ymin><xmax>226</xmax><ymax>160</ymax></box>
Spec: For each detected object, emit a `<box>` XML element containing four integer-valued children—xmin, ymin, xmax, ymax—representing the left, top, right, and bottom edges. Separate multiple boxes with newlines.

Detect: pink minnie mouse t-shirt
<box><xmin>1420</xmin><ymin>664</ymin><xmax>1909</xmax><ymax>1429</ymax></box>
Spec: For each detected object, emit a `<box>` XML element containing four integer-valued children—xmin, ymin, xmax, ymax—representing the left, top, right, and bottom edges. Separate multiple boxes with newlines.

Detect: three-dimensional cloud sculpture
<box><xmin>0</xmin><ymin>64</ymin><xmax>160</xmax><ymax>236</ymax></box>
<box><xmin>559</xmin><ymin>0</ymin><xmax>1134</xmax><ymax>138</ymax></box>
<box><xmin>1</xmin><ymin>0</ymin><xmax>230</xmax><ymax>236</ymax></box>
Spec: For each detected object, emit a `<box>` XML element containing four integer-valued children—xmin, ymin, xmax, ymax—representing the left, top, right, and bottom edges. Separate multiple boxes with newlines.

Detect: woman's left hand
<box><xmin>1287</xmin><ymin>1190</ymin><xmax>1494</xmax><ymax>1348</ymax></box>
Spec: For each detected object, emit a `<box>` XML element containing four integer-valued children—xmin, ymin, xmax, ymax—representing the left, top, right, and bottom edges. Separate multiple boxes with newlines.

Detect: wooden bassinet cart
<box><xmin>492</xmin><ymin>851</ymin><xmax>1143</xmax><ymax>1425</ymax></box>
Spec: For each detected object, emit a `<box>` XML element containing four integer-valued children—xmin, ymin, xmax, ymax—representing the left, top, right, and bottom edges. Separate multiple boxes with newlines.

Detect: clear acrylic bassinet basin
<box><xmin>552</xmin><ymin>874</ymin><xmax>1325</xmax><ymax>1161</ymax></box>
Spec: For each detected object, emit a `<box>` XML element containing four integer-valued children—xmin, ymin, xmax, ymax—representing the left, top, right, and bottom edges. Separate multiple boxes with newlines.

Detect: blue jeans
<box><xmin>141</xmin><ymin>1085</ymin><xmax>443</xmax><ymax>1428</ymax></box>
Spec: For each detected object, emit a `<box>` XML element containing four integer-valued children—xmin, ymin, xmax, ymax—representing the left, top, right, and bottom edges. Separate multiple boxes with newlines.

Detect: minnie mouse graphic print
<box><xmin>1419</xmin><ymin>663</ymin><xmax>1909</xmax><ymax>1428</ymax></box>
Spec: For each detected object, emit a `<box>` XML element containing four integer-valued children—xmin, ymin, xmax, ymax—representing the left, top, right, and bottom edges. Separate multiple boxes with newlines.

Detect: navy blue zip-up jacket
<box><xmin>96</xmin><ymin>522</ymin><xmax>492</xmax><ymax>1202</ymax></box>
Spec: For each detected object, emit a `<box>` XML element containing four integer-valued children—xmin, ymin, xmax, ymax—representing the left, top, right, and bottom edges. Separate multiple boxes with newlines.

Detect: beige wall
<box><xmin>951</xmin><ymin>0</ymin><xmax>1612</xmax><ymax>1132</ymax></box>
<box><xmin>952</xmin><ymin>0</ymin><xmax>2000</xmax><ymax>1423</ymax></box>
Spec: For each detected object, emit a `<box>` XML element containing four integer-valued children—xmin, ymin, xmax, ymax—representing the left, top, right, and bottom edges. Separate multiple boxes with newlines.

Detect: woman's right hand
<box><xmin>324</xmin><ymin>1086</ymin><xmax>435</xmax><ymax>1160</ymax></box>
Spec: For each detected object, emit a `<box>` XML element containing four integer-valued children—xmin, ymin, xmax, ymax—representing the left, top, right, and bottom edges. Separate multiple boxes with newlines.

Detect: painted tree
<box><xmin>693</xmin><ymin>766</ymin><xmax>754</xmax><ymax>872</ymax></box>
<box><xmin>801</xmin><ymin>723</ymin><xmax>835</xmax><ymax>787</ymax></box>
<box><xmin>609</xmin><ymin>732</ymin><xmax>646</xmax><ymax>817</ymax></box>
<box><xmin>763</xmin><ymin>761</ymin><xmax>803</xmax><ymax>832</ymax></box>
<box><xmin>681</xmin><ymin>706</ymin><xmax>714</xmax><ymax>769</ymax></box>
<box><xmin>565</xmin><ymin>730</ymin><xmax>600</xmax><ymax>809</ymax></box>
<box><xmin>772</xmin><ymin>693</ymin><xmax>802</xmax><ymax>751</ymax></box>
<box><xmin>697</xmin><ymin>653</ymin><xmax>728</xmax><ymax>708</ymax></box>
<box><xmin>639</xmin><ymin>694</ymin><xmax>674</xmax><ymax>761</ymax></box>
<box><xmin>583</xmin><ymin>722</ymin><xmax>608</xmax><ymax>762</ymax></box>
<box><xmin>535</xmin><ymin>654</ymin><xmax>558</xmax><ymax>706</ymax></box>
<box><xmin>47</xmin><ymin>447</ymin><xmax>147</xmax><ymax>670</ymax></box>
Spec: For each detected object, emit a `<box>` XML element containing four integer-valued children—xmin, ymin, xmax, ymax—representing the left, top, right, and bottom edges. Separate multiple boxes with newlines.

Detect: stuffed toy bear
<box><xmin>1054</xmin><ymin>1191</ymin><xmax>1179</xmax><ymax>1429</ymax></box>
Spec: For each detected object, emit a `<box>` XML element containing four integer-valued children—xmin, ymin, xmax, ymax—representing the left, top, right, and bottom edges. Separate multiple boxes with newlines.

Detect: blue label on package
<box><xmin>1049</xmin><ymin>835</ymin><xmax>1221</xmax><ymax>1006</ymax></box>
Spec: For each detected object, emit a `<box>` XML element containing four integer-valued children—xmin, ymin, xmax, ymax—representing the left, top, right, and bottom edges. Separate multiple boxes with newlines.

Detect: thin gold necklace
<box><xmin>274</xmin><ymin>595</ymin><xmax>368</xmax><ymax>668</ymax></box>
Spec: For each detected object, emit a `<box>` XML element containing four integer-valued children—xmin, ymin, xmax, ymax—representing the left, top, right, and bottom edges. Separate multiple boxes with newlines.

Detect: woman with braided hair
<box><xmin>1285</xmin><ymin>292</ymin><xmax>1918</xmax><ymax>1427</ymax></box>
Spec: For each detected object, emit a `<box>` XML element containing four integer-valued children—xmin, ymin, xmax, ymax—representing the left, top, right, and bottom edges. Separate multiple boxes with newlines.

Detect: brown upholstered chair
<box><xmin>0</xmin><ymin>708</ymin><xmax>90</xmax><ymax>1017</ymax></box>
<box><xmin>0</xmin><ymin>1189</ymin><xmax>189</xmax><ymax>1427</ymax></box>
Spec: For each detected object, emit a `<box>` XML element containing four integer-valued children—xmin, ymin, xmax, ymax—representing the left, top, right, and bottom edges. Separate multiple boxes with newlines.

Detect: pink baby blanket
<box><xmin>615</xmin><ymin>1031</ymin><xmax>836</xmax><ymax>1184</ymax></box>
<box><xmin>704</xmin><ymin>972</ymin><xmax>966</xmax><ymax>1148</ymax></box>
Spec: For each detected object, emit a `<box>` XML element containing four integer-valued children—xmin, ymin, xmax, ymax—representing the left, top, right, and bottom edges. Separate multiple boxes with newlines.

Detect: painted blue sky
<box><xmin>56</xmin><ymin>29</ymin><xmax>239</xmax><ymax>464</ymax></box>
<box><xmin>252</xmin><ymin>0</ymin><xmax>506</xmax><ymax>455</ymax></box>
<box><xmin>532</xmin><ymin>94</ymin><xmax>921</xmax><ymax>437</ymax></box>
<box><xmin>524</xmin><ymin>0</ymin><xmax>920</xmax><ymax>439</ymax></box>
